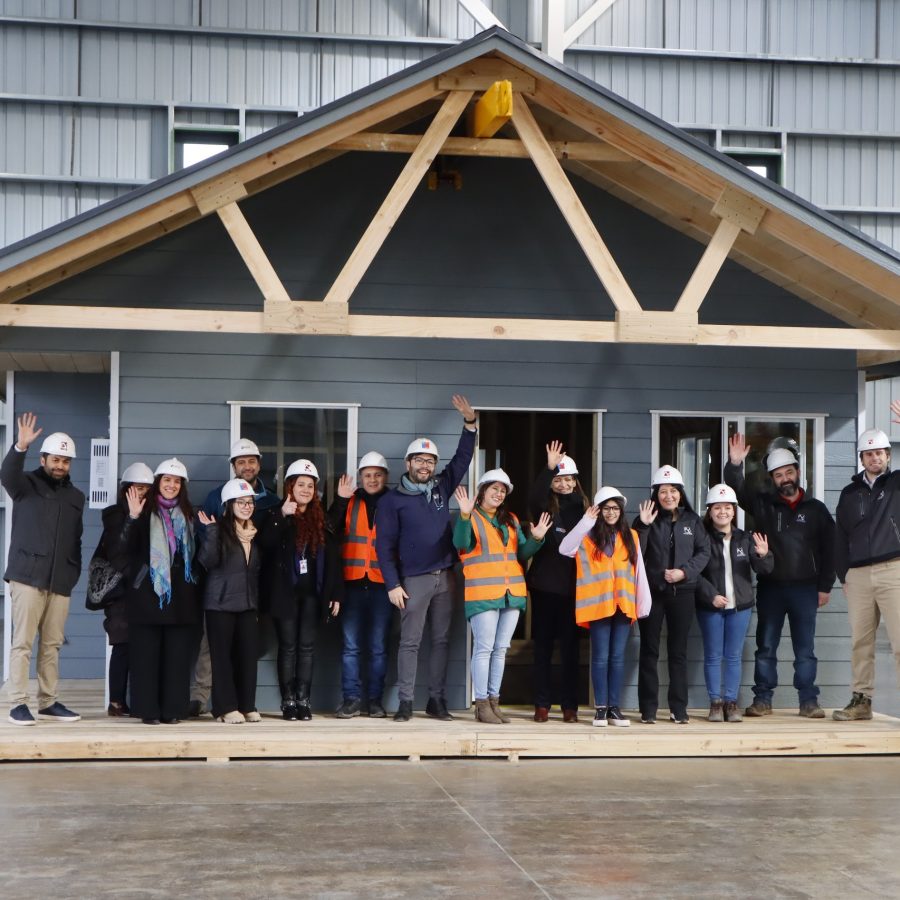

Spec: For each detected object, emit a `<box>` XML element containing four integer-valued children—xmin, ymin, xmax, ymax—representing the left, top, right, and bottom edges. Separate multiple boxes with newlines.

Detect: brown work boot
<box><xmin>707</xmin><ymin>700</ymin><xmax>724</xmax><ymax>722</ymax></box>
<box><xmin>799</xmin><ymin>701</ymin><xmax>825</xmax><ymax>719</ymax></box>
<box><xmin>488</xmin><ymin>696</ymin><xmax>510</xmax><ymax>723</ymax></box>
<box><xmin>744</xmin><ymin>700</ymin><xmax>772</xmax><ymax>717</ymax></box>
<box><xmin>474</xmin><ymin>698</ymin><xmax>504</xmax><ymax>724</ymax></box>
<box><xmin>562</xmin><ymin>708</ymin><xmax>579</xmax><ymax>723</ymax></box>
<box><xmin>534</xmin><ymin>706</ymin><xmax>549</xmax><ymax>723</ymax></box>
<box><xmin>724</xmin><ymin>701</ymin><xmax>743</xmax><ymax>723</ymax></box>
<box><xmin>832</xmin><ymin>693</ymin><xmax>873</xmax><ymax>721</ymax></box>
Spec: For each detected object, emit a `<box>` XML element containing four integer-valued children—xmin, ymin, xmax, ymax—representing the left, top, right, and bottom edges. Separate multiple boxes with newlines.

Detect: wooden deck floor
<box><xmin>2</xmin><ymin>681</ymin><xmax>899</xmax><ymax>763</ymax></box>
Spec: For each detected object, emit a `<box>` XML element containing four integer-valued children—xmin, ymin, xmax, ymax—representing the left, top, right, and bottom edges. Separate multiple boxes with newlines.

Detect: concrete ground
<box><xmin>1</xmin><ymin>756</ymin><xmax>898</xmax><ymax>899</ymax></box>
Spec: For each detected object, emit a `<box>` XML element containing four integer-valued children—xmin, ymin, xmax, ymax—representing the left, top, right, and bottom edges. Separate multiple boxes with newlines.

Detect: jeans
<box><xmin>696</xmin><ymin>606</ymin><xmax>752</xmax><ymax>703</ymax></box>
<box><xmin>470</xmin><ymin>606</ymin><xmax>520</xmax><ymax>700</ymax></box>
<box><xmin>753</xmin><ymin>581</ymin><xmax>819</xmax><ymax>704</ymax></box>
<box><xmin>273</xmin><ymin>589</ymin><xmax>319</xmax><ymax>702</ymax></box>
<box><xmin>589</xmin><ymin>610</ymin><xmax>632</xmax><ymax>708</ymax></box>
<box><xmin>531</xmin><ymin>589</ymin><xmax>581</xmax><ymax>710</ymax></box>
<box><xmin>341</xmin><ymin>580</ymin><xmax>394</xmax><ymax>701</ymax></box>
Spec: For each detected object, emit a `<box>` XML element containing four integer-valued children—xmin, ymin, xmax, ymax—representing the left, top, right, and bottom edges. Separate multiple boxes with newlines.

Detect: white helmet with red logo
<box><xmin>405</xmin><ymin>438</ymin><xmax>439</xmax><ymax>463</ymax></box>
<box><xmin>857</xmin><ymin>429</ymin><xmax>891</xmax><ymax>453</ymax></box>
<box><xmin>651</xmin><ymin>465</ymin><xmax>684</xmax><ymax>486</ymax></box>
<box><xmin>221</xmin><ymin>478</ymin><xmax>256</xmax><ymax>506</ymax></box>
<box><xmin>705</xmin><ymin>483</ymin><xmax>738</xmax><ymax>506</ymax></box>
<box><xmin>40</xmin><ymin>432</ymin><xmax>76</xmax><ymax>458</ymax></box>
<box><xmin>285</xmin><ymin>459</ymin><xmax>319</xmax><ymax>481</ymax></box>
<box><xmin>555</xmin><ymin>455</ymin><xmax>579</xmax><ymax>477</ymax></box>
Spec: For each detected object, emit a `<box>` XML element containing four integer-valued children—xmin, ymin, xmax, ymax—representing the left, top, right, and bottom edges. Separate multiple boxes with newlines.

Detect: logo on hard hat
<box><xmin>239</xmin><ymin>481</ymin><xmax>251</xmax><ymax>491</ymax></box>
<box><xmin>60</xmin><ymin>441</ymin><xmax>69</xmax><ymax>451</ymax></box>
<box><xmin>422</xmin><ymin>441</ymin><xmax>431</xmax><ymax>449</ymax></box>
<box><xmin>718</xmin><ymin>487</ymin><xmax>727</xmax><ymax>496</ymax></box>
<box><xmin>663</xmin><ymin>469</ymin><xmax>672</xmax><ymax>477</ymax></box>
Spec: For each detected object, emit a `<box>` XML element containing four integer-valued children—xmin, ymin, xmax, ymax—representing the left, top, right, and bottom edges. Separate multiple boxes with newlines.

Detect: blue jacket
<box><xmin>375</xmin><ymin>427</ymin><xmax>476</xmax><ymax>589</ymax></box>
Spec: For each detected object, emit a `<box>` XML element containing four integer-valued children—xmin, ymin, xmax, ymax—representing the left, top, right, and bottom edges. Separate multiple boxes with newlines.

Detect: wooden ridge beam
<box><xmin>511</xmin><ymin>97</ymin><xmax>642</xmax><ymax>313</ymax></box>
<box><xmin>437</xmin><ymin>59</ymin><xmax>535</xmax><ymax>93</ymax></box>
<box><xmin>323</xmin><ymin>90</ymin><xmax>473</xmax><ymax>307</ymax></box>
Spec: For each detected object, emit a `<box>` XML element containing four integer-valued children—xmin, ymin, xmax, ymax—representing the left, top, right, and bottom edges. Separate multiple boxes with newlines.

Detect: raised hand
<box><xmin>752</xmin><ymin>532</ymin><xmax>769</xmax><ymax>557</ymax></box>
<box><xmin>452</xmin><ymin>394</ymin><xmax>476</xmax><ymax>425</ymax></box>
<box><xmin>337</xmin><ymin>474</ymin><xmax>355</xmax><ymax>499</ymax></box>
<box><xmin>16</xmin><ymin>412</ymin><xmax>42</xmax><ymax>450</ymax></box>
<box><xmin>638</xmin><ymin>499</ymin><xmax>658</xmax><ymax>525</ymax></box>
<box><xmin>584</xmin><ymin>504</ymin><xmax>600</xmax><ymax>521</ymax></box>
<box><xmin>531</xmin><ymin>512</ymin><xmax>552</xmax><ymax>540</ymax></box>
<box><xmin>126</xmin><ymin>485</ymin><xmax>147</xmax><ymax>520</ymax></box>
<box><xmin>454</xmin><ymin>485</ymin><xmax>475</xmax><ymax>516</ymax></box>
<box><xmin>729</xmin><ymin>432</ymin><xmax>751</xmax><ymax>466</ymax></box>
<box><xmin>891</xmin><ymin>399</ymin><xmax>900</xmax><ymax>424</ymax></box>
<box><xmin>282</xmin><ymin>498</ymin><xmax>298</xmax><ymax>517</ymax></box>
<box><xmin>546</xmin><ymin>440</ymin><xmax>565</xmax><ymax>471</ymax></box>
<box><xmin>197</xmin><ymin>510</ymin><xmax>215</xmax><ymax>526</ymax></box>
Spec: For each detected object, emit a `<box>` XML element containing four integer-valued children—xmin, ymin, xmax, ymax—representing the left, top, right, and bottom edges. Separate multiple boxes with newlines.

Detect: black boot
<box><xmin>297</xmin><ymin>684</ymin><xmax>312</xmax><ymax>721</ymax></box>
<box><xmin>425</xmin><ymin>697</ymin><xmax>454</xmax><ymax>721</ymax></box>
<box><xmin>394</xmin><ymin>700</ymin><xmax>413</xmax><ymax>722</ymax></box>
<box><xmin>280</xmin><ymin>682</ymin><xmax>299</xmax><ymax>721</ymax></box>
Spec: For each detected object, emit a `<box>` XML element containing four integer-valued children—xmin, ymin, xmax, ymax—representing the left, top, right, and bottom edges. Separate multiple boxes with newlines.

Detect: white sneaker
<box><xmin>217</xmin><ymin>710</ymin><xmax>245</xmax><ymax>724</ymax></box>
<box><xmin>244</xmin><ymin>711</ymin><xmax>262</xmax><ymax>723</ymax></box>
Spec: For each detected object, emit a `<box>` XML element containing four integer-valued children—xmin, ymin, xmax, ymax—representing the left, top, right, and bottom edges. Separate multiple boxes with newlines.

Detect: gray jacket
<box><xmin>1</xmin><ymin>444</ymin><xmax>85</xmax><ymax>595</ymax></box>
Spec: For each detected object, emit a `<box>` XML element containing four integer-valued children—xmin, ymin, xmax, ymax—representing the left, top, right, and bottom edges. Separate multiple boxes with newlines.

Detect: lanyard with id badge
<box><xmin>296</xmin><ymin>547</ymin><xmax>309</xmax><ymax>576</ymax></box>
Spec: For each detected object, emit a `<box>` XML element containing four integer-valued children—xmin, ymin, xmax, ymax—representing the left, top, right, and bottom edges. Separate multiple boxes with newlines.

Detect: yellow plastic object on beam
<box><xmin>470</xmin><ymin>80</ymin><xmax>513</xmax><ymax>138</ymax></box>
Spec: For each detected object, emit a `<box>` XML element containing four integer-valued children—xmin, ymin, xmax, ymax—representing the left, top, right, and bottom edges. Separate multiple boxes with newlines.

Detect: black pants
<box><xmin>638</xmin><ymin>586</ymin><xmax>695</xmax><ymax>719</ymax></box>
<box><xmin>531</xmin><ymin>589</ymin><xmax>581</xmax><ymax>710</ymax></box>
<box><xmin>129</xmin><ymin>623</ymin><xmax>195</xmax><ymax>720</ymax></box>
<box><xmin>206</xmin><ymin>609</ymin><xmax>259</xmax><ymax>718</ymax></box>
<box><xmin>108</xmin><ymin>642</ymin><xmax>129</xmax><ymax>706</ymax></box>
<box><xmin>273</xmin><ymin>590</ymin><xmax>319</xmax><ymax>702</ymax></box>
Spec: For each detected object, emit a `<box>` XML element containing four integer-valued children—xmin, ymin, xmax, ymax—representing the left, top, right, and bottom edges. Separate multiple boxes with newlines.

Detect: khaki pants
<box><xmin>844</xmin><ymin>560</ymin><xmax>900</xmax><ymax>696</ymax></box>
<box><xmin>8</xmin><ymin>581</ymin><xmax>70</xmax><ymax>709</ymax></box>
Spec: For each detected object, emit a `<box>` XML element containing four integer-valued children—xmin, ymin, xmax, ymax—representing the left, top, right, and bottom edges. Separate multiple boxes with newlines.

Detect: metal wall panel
<box><xmin>767</xmin><ymin>0</ymin><xmax>877</xmax><ymax>59</ymax></box>
<box><xmin>832</xmin><ymin>213</ymin><xmax>900</xmax><ymax>252</ymax></box>
<box><xmin>75</xmin><ymin>0</ymin><xmax>194</xmax><ymax>26</ymax></box>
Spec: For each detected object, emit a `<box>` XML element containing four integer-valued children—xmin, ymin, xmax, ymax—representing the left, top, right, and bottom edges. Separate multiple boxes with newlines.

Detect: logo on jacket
<box><xmin>878</xmin><ymin>491</ymin><xmax>885</xmax><ymax>501</ymax></box>
<box><xmin>796</xmin><ymin>514</ymin><xmax>806</xmax><ymax>523</ymax></box>
<box><xmin>682</xmin><ymin>526</ymin><xmax>692</xmax><ymax>536</ymax></box>
<box><xmin>736</xmin><ymin>547</ymin><xmax>746</xmax><ymax>557</ymax></box>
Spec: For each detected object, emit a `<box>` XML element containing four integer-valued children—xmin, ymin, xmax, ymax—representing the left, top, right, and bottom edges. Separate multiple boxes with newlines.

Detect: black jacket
<box><xmin>724</xmin><ymin>461</ymin><xmax>836</xmax><ymax>592</ymax></box>
<box><xmin>525</xmin><ymin>468</ymin><xmax>585</xmax><ymax>596</ymax></box>
<box><xmin>834</xmin><ymin>468</ymin><xmax>900</xmax><ymax>581</ymax></box>
<box><xmin>91</xmin><ymin>503</ymin><xmax>131</xmax><ymax>644</ymax></box>
<box><xmin>632</xmin><ymin>508</ymin><xmax>710</xmax><ymax>593</ymax></box>
<box><xmin>697</xmin><ymin>525</ymin><xmax>774</xmax><ymax>611</ymax></box>
<box><xmin>198</xmin><ymin>523</ymin><xmax>260</xmax><ymax>613</ymax></box>
<box><xmin>1</xmin><ymin>444</ymin><xmax>84</xmax><ymax>595</ymax></box>
<box><xmin>256</xmin><ymin>508</ymin><xmax>343</xmax><ymax>620</ymax></box>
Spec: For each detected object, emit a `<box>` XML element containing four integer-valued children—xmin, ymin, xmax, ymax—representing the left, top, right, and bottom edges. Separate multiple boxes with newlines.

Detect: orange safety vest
<box><xmin>574</xmin><ymin>531</ymin><xmax>639</xmax><ymax>627</ymax></box>
<box><xmin>459</xmin><ymin>509</ymin><xmax>527</xmax><ymax>604</ymax></box>
<box><xmin>342</xmin><ymin>496</ymin><xmax>384</xmax><ymax>584</ymax></box>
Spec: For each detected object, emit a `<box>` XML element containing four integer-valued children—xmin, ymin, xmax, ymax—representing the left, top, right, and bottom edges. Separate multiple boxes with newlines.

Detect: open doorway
<box><xmin>658</xmin><ymin>415</ymin><xmax>723</xmax><ymax>512</ymax></box>
<box><xmin>473</xmin><ymin>408</ymin><xmax>600</xmax><ymax>706</ymax></box>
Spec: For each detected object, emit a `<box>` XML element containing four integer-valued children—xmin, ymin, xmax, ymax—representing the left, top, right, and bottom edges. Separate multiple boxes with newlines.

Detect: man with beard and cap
<box><xmin>375</xmin><ymin>394</ymin><xmax>477</xmax><ymax>722</ymax></box>
<box><xmin>833</xmin><ymin>412</ymin><xmax>900</xmax><ymax>721</ymax></box>
<box><xmin>2</xmin><ymin>412</ymin><xmax>84</xmax><ymax>725</ymax></box>
<box><xmin>726</xmin><ymin>434</ymin><xmax>835</xmax><ymax>718</ymax></box>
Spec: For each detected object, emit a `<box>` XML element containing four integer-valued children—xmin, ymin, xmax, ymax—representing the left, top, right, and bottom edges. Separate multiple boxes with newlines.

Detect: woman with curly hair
<box><xmin>258</xmin><ymin>459</ymin><xmax>342</xmax><ymax>720</ymax></box>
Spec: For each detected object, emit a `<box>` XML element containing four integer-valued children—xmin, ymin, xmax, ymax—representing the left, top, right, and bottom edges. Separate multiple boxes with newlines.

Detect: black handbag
<box><xmin>85</xmin><ymin>555</ymin><xmax>125</xmax><ymax>610</ymax></box>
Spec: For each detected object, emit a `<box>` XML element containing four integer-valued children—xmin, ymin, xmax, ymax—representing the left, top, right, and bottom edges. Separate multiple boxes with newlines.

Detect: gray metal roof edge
<box><xmin>3</xmin><ymin>25</ymin><xmax>900</xmax><ymax>281</ymax></box>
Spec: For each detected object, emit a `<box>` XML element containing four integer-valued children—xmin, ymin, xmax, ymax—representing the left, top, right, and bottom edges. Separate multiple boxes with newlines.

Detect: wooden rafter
<box><xmin>511</xmin><ymin>96</ymin><xmax>642</xmax><ymax>313</ymax></box>
<box><xmin>322</xmin><ymin>89</ymin><xmax>473</xmax><ymax>307</ymax></box>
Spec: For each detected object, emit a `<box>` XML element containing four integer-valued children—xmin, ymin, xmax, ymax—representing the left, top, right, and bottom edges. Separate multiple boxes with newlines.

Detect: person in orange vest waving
<box><xmin>453</xmin><ymin>470</ymin><xmax>551</xmax><ymax>724</ymax></box>
<box><xmin>327</xmin><ymin>451</ymin><xmax>393</xmax><ymax>720</ymax></box>
<box><xmin>559</xmin><ymin>487</ymin><xmax>652</xmax><ymax>728</ymax></box>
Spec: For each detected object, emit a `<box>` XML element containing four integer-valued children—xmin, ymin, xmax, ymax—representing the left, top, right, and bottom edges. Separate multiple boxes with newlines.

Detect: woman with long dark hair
<box><xmin>123</xmin><ymin>458</ymin><xmax>200</xmax><ymax>725</ymax></box>
<box><xmin>453</xmin><ymin>470</ymin><xmax>550</xmax><ymax>724</ymax></box>
<box><xmin>258</xmin><ymin>459</ymin><xmax>341</xmax><ymax>721</ymax></box>
<box><xmin>560</xmin><ymin>487</ymin><xmax>651</xmax><ymax>727</ymax></box>
<box><xmin>633</xmin><ymin>466</ymin><xmax>710</xmax><ymax>725</ymax></box>
<box><xmin>527</xmin><ymin>441</ymin><xmax>590</xmax><ymax>723</ymax></box>
<box><xmin>197</xmin><ymin>478</ymin><xmax>262</xmax><ymax>724</ymax></box>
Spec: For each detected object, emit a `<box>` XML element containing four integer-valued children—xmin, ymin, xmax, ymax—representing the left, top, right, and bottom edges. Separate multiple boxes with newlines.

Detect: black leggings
<box><xmin>273</xmin><ymin>590</ymin><xmax>319</xmax><ymax>701</ymax></box>
<box><xmin>108</xmin><ymin>642</ymin><xmax>129</xmax><ymax>706</ymax></box>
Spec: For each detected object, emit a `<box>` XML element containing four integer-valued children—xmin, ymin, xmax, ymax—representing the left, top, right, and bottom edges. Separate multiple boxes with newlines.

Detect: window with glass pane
<box><xmin>238</xmin><ymin>407</ymin><xmax>348</xmax><ymax>506</ymax></box>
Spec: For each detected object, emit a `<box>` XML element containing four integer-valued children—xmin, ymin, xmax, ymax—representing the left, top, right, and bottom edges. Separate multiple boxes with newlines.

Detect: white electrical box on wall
<box><xmin>89</xmin><ymin>438</ymin><xmax>112</xmax><ymax>509</ymax></box>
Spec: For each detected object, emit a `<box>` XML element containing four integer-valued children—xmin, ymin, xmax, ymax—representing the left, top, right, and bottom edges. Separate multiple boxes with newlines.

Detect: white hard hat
<box><xmin>120</xmin><ymin>462</ymin><xmax>154</xmax><ymax>485</ymax></box>
<box><xmin>555</xmin><ymin>455</ymin><xmax>579</xmax><ymax>476</ymax></box>
<box><xmin>766</xmin><ymin>448</ymin><xmax>799</xmax><ymax>473</ymax></box>
<box><xmin>155</xmin><ymin>457</ymin><xmax>189</xmax><ymax>481</ymax></box>
<box><xmin>40</xmin><ymin>432</ymin><xmax>76</xmax><ymax>458</ymax></box>
<box><xmin>594</xmin><ymin>486</ymin><xmax>626</xmax><ymax>507</ymax></box>
<box><xmin>285</xmin><ymin>458</ymin><xmax>319</xmax><ymax>481</ymax></box>
<box><xmin>477</xmin><ymin>468</ymin><xmax>514</xmax><ymax>494</ymax></box>
<box><xmin>358</xmin><ymin>451</ymin><xmax>389</xmax><ymax>473</ymax></box>
<box><xmin>652</xmin><ymin>465</ymin><xmax>684</xmax><ymax>486</ymax></box>
<box><xmin>230</xmin><ymin>438</ymin><xmax>261</xmax><ymax>460</ymax></box>
<box><xmin>706</xmin><ymin>483</ymin><xmax>738</xmax><ymax>505</ymax></box>
<box><xmin>221</xmin><ymin>478</ymin><xmax>256</xmax><ymax>506</ymax></box>
<box><xmin>405</xmin><ymin>438</ymin><xmax>439</xmax><ymax>462</ymax></box>
<box><xmin>858</xmin><ymin>429</ymin><xmax>891</xmax><ymax>453</ymax></box>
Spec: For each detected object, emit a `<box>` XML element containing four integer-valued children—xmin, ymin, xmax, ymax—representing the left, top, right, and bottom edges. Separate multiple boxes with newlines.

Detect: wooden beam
<box><xmin>264</xmin><ymin>300</ymin><xmax>349</xmax><ymax>334</ymax></box>
<box><xmin>437</xmin><ymin>59</ymin><xmax>535</xmax><ymax>93</ymax></box>
<box><xmin>673</xmin><ymin>217</ymin><xmax>742</xmax><ymax>314</ymax></box>
<box><xmin>616</xmin><ymin>311</ymin><xmax>699</xmax><ymax>343</ymax></box>
<box><xmin>215</xmin><ymin>202</ymin><xmax>291</xmax><ymax>305</ymax></box>
<box><xmin>332</xmin><ymin>132</ymin><xmax>631</xmax><ymax>161</ymax></box>
<box><xmin>0</xmin><ymin>305</ymin><xmax>264</xmax><ymax>333</ymax></box>
<box><xmin>858</xmin><ymin>350</ymin><xmax>900</xmax><ymax>369</ymax></box>
<box><xmin>322</xmin><ymin>90</ymin><xmax>473</xmax><ymax>306</ymax></box>
<box><xmin>562</xmin><ymin>1</ymin><xmax>618</xmax><ymax>50</ymax></box>
<box><xmin>469</xmin><ymin>80</ymin><xmax>513</xmax><ymax>138</ymax></box>
<box><xmin>190</xmin><ymin>175</ymin><xmax>248</xmax><ymax>216</ymax></box>
<box><xmin>511</xmin><ymin>97</ymin><xmax>642</xmax><ymax>313</ymax></box>
<box><xmin>712</xmin><ymin>186</ymin><xmax>767</xmax><ymax>235</ymax></box>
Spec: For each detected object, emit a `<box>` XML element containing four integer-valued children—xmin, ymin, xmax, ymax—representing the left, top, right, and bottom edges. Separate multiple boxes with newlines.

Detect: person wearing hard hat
<box><xmin>696</xmin><ymin>484</ymin><xmax>773</xmax><ymax>723</ymax></box>
<box><xmin>833</xmin><ymin>415</ymin><xmax>900</xmax><ymax>721</ymax></box>
<box><xmin>527</xmin><ymin>441</ymin><xmax>591</xmax><ymax>722</ymax></box>
<box><xmin>190</xmin><ymin>438</ymin><xmax>280</xmax><ymax>717</ymax></box>
<box><xmin>326</xmin><ymin>451</ymin><xmax>393</xmax><ymax>719</ymax></box>
<box><xmin>197</xmin><ymin>479</ymin><xmax>263</xmax><ymax>724</ymax></box>
<box><xmin>453</xmin><ymin>470</ymin><xmax>551</xmax><ymax>724</ymax></box>
<box><xmin>559</xmin><ymin>487</ymin><xmax>652</xmax><ymax>728</ymax></box>
<box><xmin>119</xmin><ymin>457</ymin><xmax>201</xmax><ymax>724</ymax></box>
<box><xmin>726</xmin><ymin>433</ymin><xmax>835</xmax><ymax>718</ymax></box>
<box><xmin>634</xmin><ymin>465</ymin><xmax>711</xmax><ymax>724</ymax></box>
<box><xmin>375</xmin><ymin>394</ymin><xmax>478</xmax><ymax>723</ymax></box>
<box><xmin>257</xmin><ymin>459</ymin><xmax>342</xmax><ymax>721</ymax></box>
<box><xmin>2</xmin><ymin>413</ymin><xmax>84</xmax><ymax>725</ymax></box>
<box><xmin>86</xmin><ymin>461</ymin><xmax>155</xmax><ymax>717</ymax></box>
